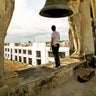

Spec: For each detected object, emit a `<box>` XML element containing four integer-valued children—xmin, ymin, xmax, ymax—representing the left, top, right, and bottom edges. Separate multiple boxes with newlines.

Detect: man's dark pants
<box><xmin>52</xmin><ymin>44</ymin><xmax>60</xmax><ymax>67</ymax></box>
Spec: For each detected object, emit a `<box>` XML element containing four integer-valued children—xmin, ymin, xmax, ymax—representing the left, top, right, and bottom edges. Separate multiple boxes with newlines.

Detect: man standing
<box><xmin>50</xmin><ymin>25</ymin><xmax>60</xmax><ymax>68</ymax></box>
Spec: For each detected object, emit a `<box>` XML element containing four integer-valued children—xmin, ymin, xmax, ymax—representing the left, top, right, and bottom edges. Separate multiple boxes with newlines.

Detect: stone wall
<box><xmin>0</xmin><ymin>59</ymin><xmax>87</xmax><ymax>96</ymax></box>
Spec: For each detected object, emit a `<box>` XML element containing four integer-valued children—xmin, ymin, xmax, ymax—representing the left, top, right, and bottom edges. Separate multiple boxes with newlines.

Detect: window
<box><xmin>15</xmin><ymin>56</ymin><xmax>17</xmax><ymax>61</ymax></box>
<box><xmin>5</xmin><ymin>54</ymin><xmax>7</xmax><ymax>57</ymax></box>
<box><xmin>59</xmin><ymin>52</ymin><xmax>65</xmax><ymax>58</ymax></box>
<box><xmin>23</xmin><ymin>57</ymin><xmax>26</xmax><ymax>63</ymax></box>
<box><xmin>37</xmin><ymin>59</ymin><xmax>41</xmax><ymax>65</ymax></box>
<box><xmin>5</xmin><ymin>48</ymin><xmax>7</xmax><ymax>52</ymax></box>
<box><xmin>28</xmin><ymin>58</ymin><xmax>32</xmax><ymax>65</ymax></box>
<box><xmin>36</xmin><ymin>51</ymin><xmax>41</xmax><ymax>57</ymax></box>
<box><xmin>23</xmin><ymin>50</ymin><xmax>26</xmax><ymax>54</ymax></box>
<box><xmin>15</xmin><ymin>49</ymin><xmax>17</xmax><ymax>53</ymax></box>
<box><xmin>19</xmin><ymin>56</ymin><xmax>22</xmax><ymax>62</ymax></box>
<box><xmin>19</xmin><ymin>49</ymin><xmax>21</xmax><ymax>53</ymax></box>
<box><xmin>48</xmin><ymin>51</ymin><xmax>53</xmax><ymax>57</ymax></box>
<box><xmin>28</xmin><ymin>50</ymin><xmax>32</xmax><ymax>55</ymax></box>
<box><xmin>11</xmin><ymin>55</ymin><xmax>12</xmax><ymax>60</ymax></box>
<box><xmin>8</xmin><ymin>48</ymin><xmax>9</xmax><ymax>52</ymax></box>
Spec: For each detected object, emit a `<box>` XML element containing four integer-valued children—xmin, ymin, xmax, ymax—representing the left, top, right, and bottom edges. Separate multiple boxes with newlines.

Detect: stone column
<box><xmin>91</xmin><ymin>0</ymin><xmax>96</xmax><ymax>55</ymax></box>
<box><xmin>0</xmin><ymin>0</ymin><xmax>14</xmax><ymax>87</ymax></box>
<box><xmin>0</xmin><ymin>0</ymin><xmax>6</xmax><ymax>87</ymax></box>
<box><xmin>68</xmin><ymin>0</ymin><xmax>83</xmax><ymax>58</ymax></box>
<box><xmin>0</xmin><ymin>34</ymin><xmax>5</xmax><ymax>87</ymax></box>
<box><xmin>80</xmin><ymin>0</ymin><xmax>94</xmax><ymax>55</ymax></box>
<box><xmin>93</xmin><ymin>24</ymin><xmax>96</xmax><ymax>55</ymax></box>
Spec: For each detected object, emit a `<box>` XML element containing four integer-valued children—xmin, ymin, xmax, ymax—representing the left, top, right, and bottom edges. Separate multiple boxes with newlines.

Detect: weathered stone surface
<box><xmin>4</xmin><ymin>67</ymin><xmax>19</xmax><ymax>86</ymax></box>
<box><xmin>68</xmin><ymin>0</ymin><xmax>94</xmax><ymax>57</ymax></box>
<box><xmin>0</xmin><ymin>0</ymin><xmax>14</xmax><ymax>87</ymax></box>
<box><xmin>0</xmin><ymin>58</ymin><xmax>87</xmax><ymax>96</ymax></box>
<box><xmin>80</xmin><ymin>0</ymin><xmax>94</xmax><ymax>55</ymax></box>
<box><xmin>0</xmin><ymin>0</ymin><xmax>95</xmax><ymax>95</ymax></box>
<box><xmin>68</xmin><ymin>0</ymin><xmax>82</xmax><ymax>55</ymax></box>
<box><xmin>0</xmin><ymin>85</ymin><xmax>8</xmax><ymax>96</ymax></box>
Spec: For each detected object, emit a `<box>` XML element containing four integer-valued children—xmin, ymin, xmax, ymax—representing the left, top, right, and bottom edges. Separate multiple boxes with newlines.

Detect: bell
<box><xmin>39</xmin><ymin>0</ymin><xmax>73</xmax><ymax>18</ymax></box>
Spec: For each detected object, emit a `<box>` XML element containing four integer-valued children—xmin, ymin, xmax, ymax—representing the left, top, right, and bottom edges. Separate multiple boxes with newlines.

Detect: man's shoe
<box><xmin>55</xmin><ymin>66</ymin><xmax>60</xmax><ymax>68</ymax></box>
<box><xmin>58</xmin><ymin>66</ymin><xmax>60</xmax><ymax>68</ymax></box>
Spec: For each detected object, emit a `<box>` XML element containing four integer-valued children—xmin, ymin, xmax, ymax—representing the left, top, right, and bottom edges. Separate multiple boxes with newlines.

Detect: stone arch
<box><xmin>0</xmin><ymin>0</ymin><xmax>15</xmax><ymax>87</ymax></box>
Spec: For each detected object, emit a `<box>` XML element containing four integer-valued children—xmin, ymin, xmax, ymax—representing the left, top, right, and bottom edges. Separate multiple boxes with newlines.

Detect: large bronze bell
<box><xmin>39</xmin><ymin>0</ymin><xmax>73</xmax><ymax>18</ymax></box>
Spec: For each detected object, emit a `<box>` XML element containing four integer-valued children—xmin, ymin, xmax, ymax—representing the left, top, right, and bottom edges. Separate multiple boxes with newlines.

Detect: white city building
<box><xmin>4</xmin><ymin>42</ymin><xmax>69</xmax><ymax>66</ymax></box>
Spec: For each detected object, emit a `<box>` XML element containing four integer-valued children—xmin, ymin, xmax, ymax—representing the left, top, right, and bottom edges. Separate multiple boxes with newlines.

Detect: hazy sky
<box><xmin>5</xmin><ymin>0</ymin><xmax>69</xmax><ymax>43</ymax></box>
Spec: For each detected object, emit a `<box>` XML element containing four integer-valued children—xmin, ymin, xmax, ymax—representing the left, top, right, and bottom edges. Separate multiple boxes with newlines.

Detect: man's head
<box><xmin>51</xmin><ymin>25</ymin><xmax>56</xmax><ymax>31</ymax></box>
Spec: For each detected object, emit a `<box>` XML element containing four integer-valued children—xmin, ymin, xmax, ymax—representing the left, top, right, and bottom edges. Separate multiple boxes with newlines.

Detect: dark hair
<box><xmin>51</xmin><ymin>25</ymin><xmax>56</xmax><ymax>31</ymax></box>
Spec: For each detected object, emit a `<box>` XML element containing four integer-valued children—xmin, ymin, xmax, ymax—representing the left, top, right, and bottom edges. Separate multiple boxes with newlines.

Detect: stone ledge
<box><xmin>1</xmin><ymin>58</ymin><xmax>87</xmax><ymax>96</ymax></box>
